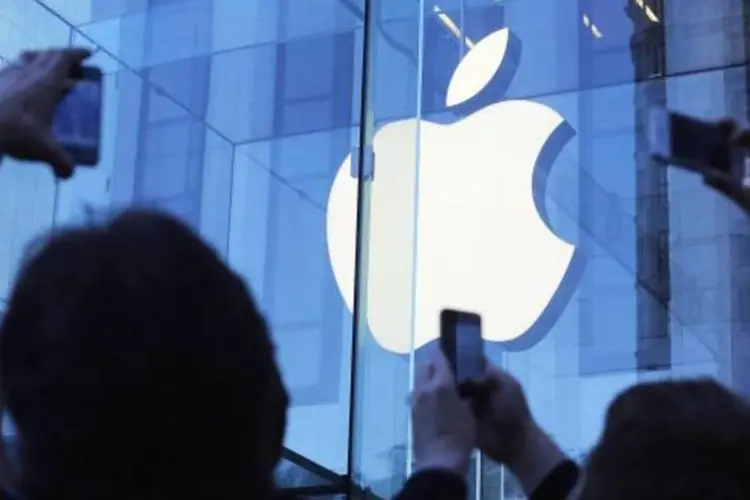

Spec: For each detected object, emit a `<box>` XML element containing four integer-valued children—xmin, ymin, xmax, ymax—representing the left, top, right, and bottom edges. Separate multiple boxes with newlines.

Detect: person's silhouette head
<box><xmin>0</xmin><ymin>210</ymin><xmax>288</xmax><ymax>500</ymax></box>
<box><xmin>580</xmin><ymin>379</ymin><xmax>750</xmax><ymax>500</ymax></box>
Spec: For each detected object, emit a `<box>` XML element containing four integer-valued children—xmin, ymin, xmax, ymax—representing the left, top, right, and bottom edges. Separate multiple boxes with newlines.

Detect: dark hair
<box><xmin>580</xmin><ymin>379</ymin><xmax>750</xmax><ymax>500</ymax></box>
<box><xmin>0</xmin><ymin>210</ymin><xmax>288</xmax><ymax>500</ymax></box>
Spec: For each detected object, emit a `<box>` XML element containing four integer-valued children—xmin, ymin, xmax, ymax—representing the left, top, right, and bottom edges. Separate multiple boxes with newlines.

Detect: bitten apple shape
<box><xmin>326</xmin><ymin>28</ymin><xmax>575</xmax><ymax>354</ymax></box>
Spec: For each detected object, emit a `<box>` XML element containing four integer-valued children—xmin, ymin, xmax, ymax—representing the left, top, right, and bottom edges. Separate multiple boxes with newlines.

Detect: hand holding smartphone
<box><xmin>648</xmin><ymin>108</ymin><xmax>750</xmax><ymax>211</ymax></box>
<box><xmin>439</xmin><ymin>309</ymin><xmax>487</xmax><ymax>399</ymax></box>
<box><xmin>648</xmin><ymin>108</ymin><xmax>737</xmax><ymax>174</ymax></box>
<box><xmin>52</xmin><ymin>65</ymin><xmax>103</xmax><ymax>166</ymax></box>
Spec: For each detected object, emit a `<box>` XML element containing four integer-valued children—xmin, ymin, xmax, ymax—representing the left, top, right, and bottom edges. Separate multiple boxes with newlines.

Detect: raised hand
<box><xmin>410</xmin><ymin>349</ymin><xmax>475</xmax><ymax>476</ymax></box>
<box><xmin>0</xmin><ymin>47</ymin><xmax>91</xmax><ymax>179</ymax></box>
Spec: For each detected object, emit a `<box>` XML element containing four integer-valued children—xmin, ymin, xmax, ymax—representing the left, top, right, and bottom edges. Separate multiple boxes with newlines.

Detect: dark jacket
<box><xmin>394</xmin><ymin>460</ymin><xmax>579</xmax><ymax>500</ymax></box>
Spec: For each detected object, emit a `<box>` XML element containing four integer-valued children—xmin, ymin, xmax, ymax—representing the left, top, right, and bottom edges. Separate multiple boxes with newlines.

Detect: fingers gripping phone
<box><xmin>52</xmin><ymin>65</ymin><xmax>103</xmax><ymax>166</ymax></box>
<box><xmin>648</xmin><ymin>108</ymin><xmax>750</xmax><ymax>184</ymax></box>
<box><xmin>440</xmin><ymin>309</ymin><xmax>486</xmax><ymax>399</ymax></box>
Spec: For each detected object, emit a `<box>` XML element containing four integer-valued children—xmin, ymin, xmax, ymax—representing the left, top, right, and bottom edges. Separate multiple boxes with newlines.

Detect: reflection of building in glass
<box><xmin>92</xmin><ymin>0</ymin><xmax>216</xmax><ymax>227</ymax></box>
<box><xmin>628</xmin><ymin>0</ymin><xmax>671</xmax><ymax>372</ymax></box>
<box><xmin>736</xmin><ymin>0</ymin><xmax>750</xmax><ymax>397</ymax></box>
<box><xmin>662</xmin><ymin>0</ymin><xmax>750</xmax><ymax>392</ymax></box>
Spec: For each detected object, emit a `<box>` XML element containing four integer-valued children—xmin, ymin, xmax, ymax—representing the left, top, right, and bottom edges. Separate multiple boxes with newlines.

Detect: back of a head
<box><xmin>0</xmin><ymin>211</ymin><xmax>288</xmax><ymax>500</ymax></box>
<box><xmin>580</xmin><ymin>379</ymin><xmax>750</xmax><ymax>500</ymax></box>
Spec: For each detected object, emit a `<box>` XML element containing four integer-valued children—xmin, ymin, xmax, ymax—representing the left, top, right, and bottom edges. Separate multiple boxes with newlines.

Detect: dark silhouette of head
<box><xmin>580</xmin><ymin>379</ymin><xmax>750</xmax><ymax>500</ymax></box>
<box><xmin>0</xmin><ymin>210</ymin><xmax>288</xmax><ymax>500</ymax></box>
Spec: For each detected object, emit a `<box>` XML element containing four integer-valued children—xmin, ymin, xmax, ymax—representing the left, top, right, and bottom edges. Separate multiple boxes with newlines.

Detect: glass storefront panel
<box><xmin>342</xmin><ymin>0</ymin><xmax>420</xmax><ymax>493</ymax></box>
<box><xmin>1</xmin><ymin>0</ymin><xmax>361</xmax><ymax>480</ymax></box>
<box><xmin>0</xmin><ymin>1</ymin><xmax>749</xmax><ymax>499</ymax></box>
<box><xmin>352</xmin><ymin>0</ymin><xmax>750</xmax><ymax>497</ymax></box>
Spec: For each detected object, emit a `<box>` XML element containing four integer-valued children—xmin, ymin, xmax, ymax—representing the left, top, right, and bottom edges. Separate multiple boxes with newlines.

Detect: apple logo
<box><xmin>326</xmin><ymin>27</ymin><xmax>579</xmax><ymax>355</ymax></box>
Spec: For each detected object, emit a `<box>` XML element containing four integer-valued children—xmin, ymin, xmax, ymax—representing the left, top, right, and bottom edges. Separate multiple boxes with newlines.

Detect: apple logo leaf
<box><xmin>445</xmin><ymin>28</ymin><xmax>510</xmax><ymax>108</ymax></box>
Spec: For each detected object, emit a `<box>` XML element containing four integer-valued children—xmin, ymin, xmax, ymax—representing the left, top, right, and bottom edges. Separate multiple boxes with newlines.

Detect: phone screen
<box><xmin>454</xmin><ymin>315</ymin><xmax>484</xmax><ymax>384</ymax></box>
<box><xmin>53</xmin><ymin>67</ymin><xmax>102</xmax><ymax>166</ymax></box>
<box><xmin>440</xmin><ymin>310</ymin><xmax>484</xmax><ymax>388</ymax></box>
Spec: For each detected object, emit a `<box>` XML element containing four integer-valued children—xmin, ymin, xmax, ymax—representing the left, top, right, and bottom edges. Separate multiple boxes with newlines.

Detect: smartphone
<box><xmin>440</xmin><ymin>309</ymin><xmax>485</xmax><ymax>397</ymax></box>
<box><xmin>52</xmin><ymin>65</ymin><xmax>103</xmax><ymax>166</ymax></box>
<box><xmin>648</xmin><ymin>108</ymin><xmax>748</xmax><ymax>178</ymax></box>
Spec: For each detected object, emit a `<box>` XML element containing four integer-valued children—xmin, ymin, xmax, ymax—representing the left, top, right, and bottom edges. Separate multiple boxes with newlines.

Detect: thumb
<box><xmin>34</xmin><ymin>134</ymin><xmax>74</xmax><ymax>179</ymax></box>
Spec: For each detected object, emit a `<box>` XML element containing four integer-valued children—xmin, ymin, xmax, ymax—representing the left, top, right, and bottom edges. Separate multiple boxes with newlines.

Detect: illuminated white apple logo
<box><xmin>326</xmin><ymin>28</ymin><xmax>576</xmax><ymax>354</ymax></box>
